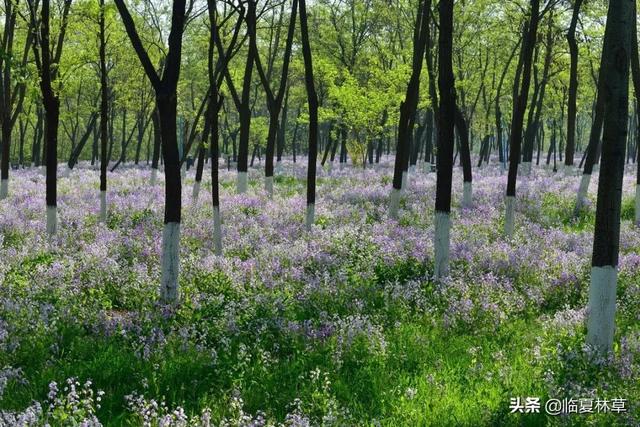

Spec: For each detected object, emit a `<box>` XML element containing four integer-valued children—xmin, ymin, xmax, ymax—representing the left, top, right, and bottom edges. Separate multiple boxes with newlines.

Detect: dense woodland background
<box><xmin>0</xmin><ymin>0</ymin><xmax>624</xmax><ymax>172</ymax></box>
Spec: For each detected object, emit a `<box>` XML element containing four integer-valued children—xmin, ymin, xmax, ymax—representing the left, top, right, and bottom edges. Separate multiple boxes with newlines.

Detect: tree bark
<box><xmin>434</xmin><ymin>0</ymin><xmax>455</xmax><ymax>278</ymax></box>
<box><xmin>586</xmin><ymin>0</ymin><xmax>633</xmax><ymax>354</ymax></box>
<box><xmin>299</xmin><ymin>0</ymin><xmax>318</xmax><ymax>230</ymax></box>
<box><xmin>505</xmin><ymin>0</ymin><xmax>540</xmax><ymax>237</ymax></box>
<box><xmin>565</xmin><ymin>0</ymin><xmax>584</xmax><ymax>167</ymax></box>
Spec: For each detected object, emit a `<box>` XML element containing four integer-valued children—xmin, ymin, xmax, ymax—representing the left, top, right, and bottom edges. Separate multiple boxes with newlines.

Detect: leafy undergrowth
<box><xmin>0</xmin><ymin>160</ymin><xmax>639</xmax><ymax>426</ymax></box>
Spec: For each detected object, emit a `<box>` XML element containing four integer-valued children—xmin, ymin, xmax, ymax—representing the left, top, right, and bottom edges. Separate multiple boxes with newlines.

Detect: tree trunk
<box><xmin>455</xmin><ymin>106</ymin><xmax>472</xmax><ymax>208</ymax></box>
<box><xmin>99</xmin><ymin>0</ymin><xmax>108</xmax><ymax>223</ymax></box>
<box><xmin>150</xmin><ymin>106</ymin><xmax>161</xmax><ymax>184</ymax></box>
<box><xmin>390</xmin><ymin>0</ymin><xmax>430</xmax><ymax>218</ymax></box>
<box><xmin>631</xmin><ymin>1</ymin><xmax>640</xmax><ymax>226</ymax></box>
<box><xmin>114</xmin><ymin>0</ymin><xmax>186</xmax><ymax>303</ymax></box>
<box><xmin>505</xmin><ymin>0</ymin><xmax>539</xmax><ymax>237</ymax></box>
<box><xmin>299</xmin><ymin>0</ymin><xmax>318</xmax><ymax>230</ymax></box>
<box><xmin>565</xmin><ymin>0</ymin><xmax>584</xmax><ymax>167</ymax></box>
<box><xmin>586</xmin><ymin>0</ymin><xmax>633</xmax><ymax>354</ymax></box>
<box><xmin>434</xmin><ymin>0</ymin><xmax>455</xmax><ymax>279</ymax></box>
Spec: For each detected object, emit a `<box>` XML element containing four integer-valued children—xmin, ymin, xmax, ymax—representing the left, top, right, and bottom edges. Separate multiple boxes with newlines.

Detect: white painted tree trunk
<box><xmin>151</xmin><ymin>168</ymin><xmax>158</xmax><ymax>186</ymax></box>
<box><xmin>327</xmin><ymin>162</ymin><xmax>333</xmax><ymax>175</ymax></box>
<box><xmin>265</xmin><ymin>176</ymin><xmax>274</xmax><ymax>197</ymax></box>
<box><xmin>160</xmin><ymin>222</ymin><xmax>180</xmax><ymax>303</ymax></box>
<box><xmin>521</xmin><ymin>162</ymin><xmax>531</xmax><ymax>175</ymax></box>
<box><xmin>462</xmin><ymin>182</ymin><xmax>472</xmax><ymax>208</ymax></box>
<box><xmin>586</xmin><ymin>266</ymin><xmax>617</xmax><ymax>353</ymax></box>
<box><xmin>433</xmin><ymin>211</ymin><xmax>451</xmax><ymax>279</ymax></box>
<box><xmin>409</xmin><ymin>165</ymin><xmax>416</xmax><ymax>173</ymax></box>
<box><xmin>192</xmin><ymin>181</ymin><xmax>201</xmax><ymax>205</ymax></box>
<box><xmin>181</xmin><ymin>163</ymin><xmax>187</xmax><ymax>179</ymax></box>
<box><xmin>401</xmin><ymin>171</ymin><xmax>409</xmax><ymax>191</ymax></box>
<box><xmin>305</xmin><ymin>203</ymin><xmax>315</xmax><ymax>230</ymax></box>
<box><xmin>213</xmin><ymin>206</ymin><xmax>223</xmax><ymax>256</ymax></box>
<box><xmin>389</xmin><ymin>188</ymin><xmax>401</xmax><ymax>219</ymax></box>
<box><xmin>504</xmin><ymin>195</ymin><xmax>516</xmax><ymax>237</ymax></box>
<box><xmin>99</xmin><ymin>191</ymin><xmax>107</xmax><ymax>223</ymax></box>
<box><xmin>0</xmin><ymin>179</ymin><xmax>8</xmax><ymax>200</ymax></box>
<box><xmin>636</xmin><ymin>184</ymin><xmax>640</xmax><ymax>225</ymax></box>
<box><xmin>275</xmin><ymin>160</ymin><xmax>282</xmax><ymax>174</ymax></box>
<box><xmin>40</xmin><ymin>166</ymin><xmax>46</xmax><ymax>176</ymax></box>
<box><xmin>575</xmin><ymin>173</ymin><xmax>592</xmax><ymax>212</ymax></box>
<box><xmin>46</xmin><ymin>206</ymin><xmax>57</xmax><ymax>235</ymax></box>
<box><xmin>237</xmin><ymin>171</ymin><xmax>248</xmax><ymax>194</ymax></box>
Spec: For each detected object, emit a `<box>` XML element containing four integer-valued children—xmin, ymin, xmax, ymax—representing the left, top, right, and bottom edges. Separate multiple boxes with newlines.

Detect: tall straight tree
<box><xmin>495</xmin><ymin>40</ymin><xmax>521</xmax><ymax>168</ymax></box>
<box><xmin>575</xmin><ymin>64</ymin><xmax>605</xmax><ymax>213</ymax></box>
<box><xmin>98</xmin><ymin>0</ymin><xmax>108</xmax><ymax>222</ymax></box>
<box><xmin>207</xmin><ymin>0</ymin><xmax>223</xmax><ymax>255</ymax></box>
<box><xmin>150</xmin><ymin>104</ymin><xmax>161</xmax><ymax>185</ymax></box>
<box><xmin>565</xmin><ymin>0</ymin><xmax>583</xmax><ymax>170</ymax></box>
<box><xmin>585</xmin><ymin>0</ymin><xmax>633</xmax><ymax>353</ymax></box>
<box><xmin>388</xmin><ymin>0</ymin><xmax>430</xmax><ymax>219</ymax></box>
<box><xmin>455</xmin><ymin>106</ymin><xmax>472</xmax><ymax>208</ymax></box>
<box><xmin>236</xmin><ymin>0</ymin><xmax>256</xmax><ymax>193</ymax></box>
<box><xmin>28</xmin><ymin>0</ymin><xmax>73</xmax><ymax>235</ymax></box>
<box><xmin>433</xmin><ymin>0</ymin><xmax>455</xmax><ymax>278</ymax></box>
<box><xmin>207</xmin><ymin>0</ymin><xmax>245</xmax><ymax>254</ymax></box>
<box><xmin>0</xmin><ymin>0</ymin><xmax>33</xmax><ymax>200</ymax></box>
<box><xmin>298</xmin><ymin>0</ymin><xmax>318</xmax><ymax>229</ymax></box>
<box><xmin>114</xmin><ymin>0</ymin><xmax>186</xmax><ymax>303</ymax></box>
<box><xmin>254</xmin><ymin>0</ymin><xmax>298</xmax><ymax>197</ymax></box>
<box><xmin>504</xmin><ymin>0</ymin><xmax>539</xmax><ymax>237</ymax></box>
<box><xmin>631</xmin><ymin>0</ymin><xmax>640</xmax><ymax>226</ymax></box>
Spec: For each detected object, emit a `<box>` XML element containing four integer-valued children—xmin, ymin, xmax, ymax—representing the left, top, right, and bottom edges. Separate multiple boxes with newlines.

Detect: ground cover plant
<box><xmin>0</xmin><ymin>160</ymin><xmax>638</xmax><ymax>425</ymax></box>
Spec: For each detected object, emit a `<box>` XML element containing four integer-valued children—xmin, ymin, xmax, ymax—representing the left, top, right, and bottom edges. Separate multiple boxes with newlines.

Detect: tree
<box><xmin>575</xmin><ymin>60</ymin><xmax>604</xmax><ymax>213</ymax></box>
<box><xmin>113</xmin><ymin>0</ymin><xmax>187</xmax><ymax>303</ymax></box>
<box><xmin>255</xmin><ymin>0</ymin><xmax>298</xmax><ymax>197</ymax></box>
<box><xmin>207</xmin><ymin>0</ymin><xmax>246</xmax><ymax>254</ymax></box>
<box><xmin>504</xmin><ymin>0</ymin><xmax>540</xmax><ymax>237</ymax></box>
<box><xmin>221</xmin><ymin>0</ymin><xmax>257</xmax><ymax>194</ymax></box>
<box><xmin>455</xmin><ymin>105</ymin><xmax>472</xmax><ymax>208</ymax></box>
<box><xmin>0</xmin><ymin>0</ymin><xmax>33</xmax><ymax>200</ymax></box>
<box><xmin>565</xmin><ymin>0</ymin><xmax>583</xmax><ymax>169</ymax></box>
<box><xmin>99</xmin><ymin>0</ymin><xmax>108</xmax><ymax>222</ymax></box>
<box><xmin>433</xmin><ymin>0</ymin><xmax>455</xmax><ymax>278</ymax></box>
<box><xmin>388</xmin><ymin>0</ymin><xmax>430</xmax><ymax>219</ymax></box>
<box><xmin>28</xmin><ymin>0</ymin><xmax>73</xmax><ymax>235</ymax></box>
<box><xmin>630</xmin><ymin>1</ymin><xmax>640</xmax><ymax>226</ymax></box>
<box><xmin>299</xmin><ymin>0</ymin><xmax>318</xmax><ymax>230</ymax></box>
<box><xmin>585</xmin><ymin>0</ymin><xmax>633</xmax><ymax>354</ymax></box>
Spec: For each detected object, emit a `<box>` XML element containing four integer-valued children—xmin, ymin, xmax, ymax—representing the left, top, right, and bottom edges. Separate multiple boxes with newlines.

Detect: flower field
<box><xmin>0</xmin><ymin>160</ymin><xmax>639</xmax><ymax>425</ymax></box>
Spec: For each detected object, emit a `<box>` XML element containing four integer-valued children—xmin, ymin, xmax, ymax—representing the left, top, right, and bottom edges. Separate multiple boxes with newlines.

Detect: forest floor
<box><xmin>0</xmin><ymin>158</ymin><xmax>639</xmax><ymax>426</ymax></box>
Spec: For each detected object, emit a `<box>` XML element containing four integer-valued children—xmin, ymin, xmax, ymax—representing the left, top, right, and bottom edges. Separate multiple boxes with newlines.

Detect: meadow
<box><xmin>0</xmin><ymin>159</ymin><xmax>639</xmax><ymax>426</ymax></box>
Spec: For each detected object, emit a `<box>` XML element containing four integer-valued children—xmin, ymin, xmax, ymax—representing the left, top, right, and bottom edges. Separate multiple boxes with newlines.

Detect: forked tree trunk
<box><xmin>505</xmin><ymin>0</ymin><xmax>539</xmax><ymax>237</ymax></box>
<box><xmin>389</xmin><ymin>0</ymin><xmax>430</xmax><ymax>218</ymax></box>
<box><xmin>114</xmin><ymin>0</ymin><xmax>186</xmax><ymax>304</ymax></box>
